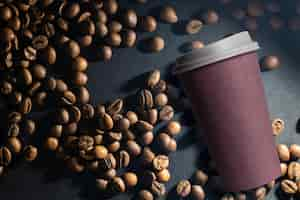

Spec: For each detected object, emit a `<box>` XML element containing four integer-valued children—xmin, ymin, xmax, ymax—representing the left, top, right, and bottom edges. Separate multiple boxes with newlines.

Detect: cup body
<box><xmin>176</xmin><ymin>34</ymin><xmax>281</xmax><ymax>191</ymax></box>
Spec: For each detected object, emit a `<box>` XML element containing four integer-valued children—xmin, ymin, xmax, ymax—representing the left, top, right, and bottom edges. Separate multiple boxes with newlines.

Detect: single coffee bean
<box><xmin>19</xmin><ymin>97</ymin><xmax>32</xmax><ymax>114</ymax></box>
<box><xmin>176</xmin><ymin>180</ymin><xmax>191</xmax><ymax>197</ymax></box>
<box><xmin>157</xmin><ymin>132</ymin><xmax>171</xmax><ymax>150</ymax></box>
<box><xmin>61</xmin><ymin>90</ymin><xmax>76</xmax><ymax>105</ymax></box>
<box><xmin>141</xmin><ymin>16</ymin><xmax>157</xmax><ymax>32</ymax></box>
<box><xmin>75</xmin><ymin>86</ymin><xmax>90</xmax><ymax>104</ymax></box>
<box><xmin>1</xmin><ymin>27</ymin><xmax>15</xmax><ymax>42</ymax></box>
<box><xmin>191</xmin><ymin>185</ymin><xmax>205</xmax><ymax>200</ymax></box>
<box><xmin>281</xmin><ymin>163</ymin><xmax>288</xmax><ymax>177</ymax></box>
<box><xmin>123</xmin><ymin>130</ymin><xmax>136</xmax><ymax>140</ymax></box>
<box><xmin>149</xmin><ymin>36</ymin><xmax>165</xmax><ymax>52</ymax></box>
<box><xmin>100</xmin><ymin>45</ymin><xmax>112</xmax><ymax>61</ymax></box>
<box><xmin>41</xmin><ymin>46</ymin><xmax>56</xmax><ymax>65</ymax></box>
<box><xmin>140</xmin><ymin>147</ymin><xmax>155</xmax><ymax>166</ymax></box>
<box><xmin>0</xmin><ymin>147</ymin><xmax>12</xmax><ymax>167</ymax></box>
<box><xmin>255</xmin><ymin>187</ymin><xmax>266</xmax><ymax>200</ymax></box>
<box><xmin>159</xmin><ymin>105</ymin><xmax>174</xmax><ymax>121</ymax></box>
<box><xmin>8</xmin><ymin>123</ymin><xmax>19</xmax><ymax>137</ymax></box>
<box><xmin>288</xmin><ymin>161</ymin><xmax>300</xmax><ymax>181</ymax></box>
<box><xmin>57</xmin><ymin>17</ymin><xmax>69</xmax><ymax>32</ymax></box>
<box><xmin>108</xmin><ymin>132</ymin><xmax>122</xmax><ymax>142</ymax></box>
<box><xmin>136</xmin><ymin>120</ymin><xmax>153</xmax><ymax>132</ymax></box>
<box><xmin>117</xmin><ymin>150</ymin><xmax>130</xmax><ymax>168</ymax></box>
<box><xmin>107</xmin><ymin>98</ymin><xmax>123</xmax><ymax>115</ymax></box>
<box><xmin>261</xmin><ymin>55</ymin><xmax>280</xmax><ymax>70</ymax></box>
<box><xmin>67</xmin><ymin>157</ymin><xmax>85</xmax><ymax>173</ymax></box>
<box><xmin>202</xmin><ymin>10</ymin><xmax>219</xmax><ymax>24</ymax></box>
<box><xmin>55</xmin><ymin>79</ymin><xmax>67</xmax><ymax>93</ymax></box>
<box><xmin>65</xmin><ymin>40</ymin><xmax>80</xmax><ymax>58</ymax></box>
<box><xmin>186</xmin><ymin>19</ymin><xmax>203</xmax><ymax>34</ymax></box>
<box><xmin>122</xmin><ymin>29</ymin><xmax>136</xmax><ymax>47</ymax></box>
<box><xmin>290</xmin><ymin>144</ymin><xmax>300</xmax><ymax>159</ymax></box>
<box><xmin>111</xmin><ymin>177</ymin><xmax>126</xmax><ymax>193</ymax></box>
<box><xmin>78</xmin><ymin>35</ymin><xmax>93</xmax><ymax>47</ymax></box>
<box><xmin>20</xmin><ymin>68</ymin><xmax>33</xmax><ymax>85</ymax></box>
<box><xmin>126</xmin><ymin>111</ymin><xmax>138</xmax><ymax>125</ymax></box>
<box><xmin>98</xmin><ymin>113</ymin><xmax>114</xmax><ymax>130</ymax></box>
<box><xmin>152</xmin><ymin>80</ymin><xmax>167</xmax><ymax>94</ymax></box>
<box><xmin>157</xmin><ymin>169</ymin><xmax>171</xmax><ymax>182</ymax></box>
<box><xmin>0</xmin><ymin>6</ymin><xmax>13</xmax><ymax>21</ymax></box>
<box><xmin>96</xmin><ymin>9</ymin><xmax>107</xmax><ymax>24</ymax></box>
<box><xmin>190</xmin><ymin>40</ymin><xmax>205</xmax><ymax>50</ymax></box>
<box><xmin>23</xmin><ymin>145</ymin><xmax>38</xmax><ymax>162</ymax></box>
<box><xmin>160</xmin><ymin>5</ymin><xmax>178</xmax><ymax>23</ymax></box>
<box><xmin>96</xmin><ymin>22</ymin><xmax>108</xmax><ymax>38</ymax></box>
<box><xmin>123</xmin><ymin>9</ymin><xmax>138</xmax><ymax>28</ymax></box>
<box><xmin>123</xmin><ymin>172</ymin><xmax>138</xmax><ymax>187</ymax></box>
<box><xmin>78</xmin><ymin>135</ymin><xmax>94</xmax><ymax>151</ymax></box>
<box><xmin>24</xmin><ymin>46</ymin><xmax>37</xmax><ymax>61</ymax></box>
<box><xmin>140</xmin><ymin>131</ymin><xmax>154</xmax><ymax>146</ymax></box>
<box><xmin>72</xmin><ymin>56</ymin><xmax>88</xmax><ymax>72</ymax></box>
<box><xmin>153</xmin><ymin>155</ymin><xmax>169</xmax><ymax>170</ymax></box>
<box><xmin>168</xmin><ymin>138</ymin><xmax>177</xmax><ymax>152</ymax></box>
<box><xmin>32</xmin><ymin>64</ymin><xmax>47</xmax><ymax>80</ymax></box>
<box><xmin>151</xmin><ymin>181</ymin><xmax>166</xmax><ymax>196</ymax></box>
<box><xmin>281</xmin><ymin>179</ymin><xmax>298</xmax><ymax>194</ymax></box>
<box><xmin>108</xmin><ymin>141</ymin><xmax>120</xmax><ymax>153</ymax></box>
<box><xmin>72</xmin><ymin>71</ymin><xmax>88</xmax><ymax>86</ymax></box>
<box><xmin>50</xmin><ymin>124</ymin><xmax>63</xmax><ymax>138</ymax></box>
<box><xmin>45</xmin><ymin>137</ymin><xmax>59</xmax><ymax>151</ymax></box>
<box><xmin>103</xmin><ymin>0</ymin><xmax>118</xmax><ymax>15</ymax></box>
<box><xmin>57</xmin><ymin>108</ymin><xmax>70</xmax><ymax>124</ymax></box>
<box><xmin>104</xmin><ymin>168</ymin><xmax>117</xmax><ymax>179</ymax></box>
<box><xmin>116</xmin><ymin>118</ymin><xmax>130</xmax><ymax>131</ymax></box>
<box><xmin>139</xmin><ymin>89</ymin><xmax>153</xmax><ymax>109</ymax></box>
<box><xmin>146</xmin><ymin>109</ymin><xmax>158</xmax><ymax>125</ymax></box>
<box><xmin>138</xmin><ymin>190</ymin><xmax>154</xmax><ymax>200</ymax></box>
<box><xmin>81</xmin><ymin>104</ymin><xmax>94</xmax><ymax>119</ymax></box>
<box><xmin>166</xmin><ymin>121</ymin><xmax>181</xmax><ymax>136</ymax></box>
<box><xmin>126</xmin><ymin>140</ymin><xmax>141</xmax><ymax>157</ymax></box>
<box><xmin>272</xmin><ymin>118</ymin><xmax>284</xmax><ymax>136</ymax></box>
<box><xmin>94</xmin><ymin>145</ymin><xmax>108</xmax><ymax>159</ymax></box>
<box><xmin>108</xmin><ymin>20</ymin><xmax>122</xmax><ymax>32</ymax></box>
<box><xmin>32</xmin><ymin>35</ymin><xmax>48</xmax><ymax>50</ymax></box>
<box><xmin>94</xmin><ymin>134</ymin><xmax>103</xmax><ymax>145</ymax></box>
<box><xmin>106</xmin><ymin>32</ymin><xmax>121</xmax><ymax>47</ymax></box>
<box><xmin>277</xmin><ymin>144</ymin><xmax>290</xmax><ymax>162</ymax></box>
<box><xmin>7</xmin><ymin>137</ymin><xmax>22</xmax><ymax>154</ymax></box>
<box><xmin>193</xmin><ymin>169</ymin><xmax>208</xmax><ymax>186</ymax></box>
<box><xmin>154</xmin><ymin>93</ymin><xmax>168</xmax><ymax>107</ymax></box>
<box><xmin>0</xmin><ymin>81</ymin><xmax>12</xmax><ymax>95</ymax></box>
<box><xmin>8</xmin><ymin>112</ymin><xmax>22</xmax><ymax>124</ymax></box>
<box><xmin>63</xmin><ymin>2</ymin><xmax>80</xmax><ymax>19</ymax></box>
<box><xmin>147</xmin><ymin>70</ymin><xmax>160</xmax><ymax>89</ymax></box>
<box><xmin>96</xmin><ymin>178</ymin><xmax>108</xmax><ymax>191</ymax></box>
<box><xmin>221</xmin><ymin>193</ymin><xmax>234</xmax><ymax>200</ymax></box>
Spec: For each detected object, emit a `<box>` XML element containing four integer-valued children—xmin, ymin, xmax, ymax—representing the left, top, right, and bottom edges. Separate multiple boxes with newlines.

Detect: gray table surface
<box><xmin>0</xmin><ymin>0</ymin><xmax>299</xmax><ymax>199</ymax></box>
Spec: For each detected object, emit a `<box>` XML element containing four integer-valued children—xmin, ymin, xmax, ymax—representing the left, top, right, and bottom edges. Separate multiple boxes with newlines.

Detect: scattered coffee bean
<box><xmin>126</xmin><ymin>140</ymin><xmax>141</xmax><ymax>157</ymax></box>
<box><xmin>0</xmin><ymin>147</ymin><xmax>12</xmax><ymax>166</ymax></box>
<box><xmin>117</xmin><ymin>150</ymin><xmax>130</xmax><ymax>169</ymax></box>
<box><xmin>272</xmin><ymin>118</ymin><xmax>284</xmax><ymax>136</ymax></box>
<box><xmin>111</xmin><ymin>177</ymin><xmax>126</xmax><ymax>193</ymax></box>
<box><xmin>287</xmin><ymin>161</ymin><xmax>300</xmax><ymax>181</ymax></box>
<box><xmin>157</xmin><ymin>169</ymin><xmax>171</xmax><ymax>182</ymax></box>
<box><xmin>141</xmin><ymin>16</ymin><xmax>157</xmax><ymax>32</ymax></box>
<box><xmin>186</xmin><ymin>19</ymin><xmax>203</xmax><ymax>34</ymax></box>
<box><xmin>290</xmin><ymin>144</ymin><xmax>300</xmax><ymax>159</ymax></box>
<box><xmin>123</xmin><ymin>9</ymin><xmax>138</xmax><ymax>28</ymax></box>
<box><xmin>160</xmin><ymin>5</ymin><xmax>178</xmax><ymax>24</ymax></box>
<box><xmin>151</xmin><ymin>181</ymin><xmax>166</xmax><ymax>196</ymax></box>
<box><xmin>140</xmin><ymin>147</ymin><xmax>155</xmax><ymax>166</ymax></box>
<box><xmin>202</xmin><ymin>10</ymin><xmax>219</xmax><ymax>24</ymax></box>
<box><xmin>261</xmin><ymin>55</ymin><xmax>280</xmax><ymax>70</ymax></box>
<box><xmin>159</xmin><ymin>105</ymin><xmax>174</xmax><ymax>121</ymax></box>
<box><xmin>94</xmin><ymin>145</ymin><xmax>108</xmax><ymax>159</ymax></box>
<box><xmin>176</xmin><ymin>180</ymin><xmax>191</xmax><ymax>197</ymax></box>
<box><xmin>149</xmin><ymin>36</ymin><xmax>165</xmax><ymax>52</ymax></box>
<box><xmin>96</xmin><ymin>178</ymin><xmax>108</xmax><ymax>191</ymax></box>
<box><xmin>281</xmin><ymin>163</ymin><xmax>288</xmax><ymax>177</ymax></box>
<box><xmin>153</xmin><ymin>155</ymin><xmax>169</xmax><ymax>171</ymax></box>
<box><xmin>166</xmin><ymin>121</ymin><xmax>181</xmax><ymax>136</ymax></box>
<box><xmin>23</xmin><ymin>145</ymin><xmax>38</xmax><ymax>162</ymax></box>
<box><xmin>7</xmin><ymin>137</ymin><xmax>22</xmax><ymax>154</ymax></box>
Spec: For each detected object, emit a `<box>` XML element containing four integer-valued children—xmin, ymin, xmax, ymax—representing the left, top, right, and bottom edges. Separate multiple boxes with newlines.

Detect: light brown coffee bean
<box><xmin>272</xmin><ymin>118</ymin><xmax>284</xmax><ymax>136</ymax></box>
<box><xmin>166</xmin><ymin>121</ymin><xmax>181</xmax><ymax>136</ymax></box>
<box><xmin>106</xmin><ymin>32</ymin><xmax>121</xmax><ymax>47</ymax></box>
<box><xmin>153</xmin><ymin>155</ymin><xmax>169</xmax><ymax>170</ymax></box>
<box><xmin>288</xmin><ymin>161</ymin><xmax>300</xmax><ymax>181</ymax></box>
<box><xmin>176</xmin><ymin>180</ymin><xmax>191</xmax><ymax>197</ymax></box>
<box><xmin>122</xmin><ymin>29</ymin><xmax>136</xmax><ymax>47</ymax></box>
<box><xmin>290</xmin><ymin>144</ymin><xmax>300</xmax><ymax>159</ymax></box>
<box><xmin>126</xmin><ymin>111</ymin><xmax>138</xmax><ymax>125</ymax></box>
<box><xmin>126</xmin><ymin>140</ymin><xmax>141</xmax><ymax>157</ymax></box>
<box><xmin>45</xmin><ymin>137</ymin><xmax>59</xmax><ymax>151</ymax></box>
<box><xmin>123</xmin><ymin>172</ymin><xmax>138</xmax><ymax>187</ymax></box>
<box><xmin>277</xmin><ymin>144</ymin><xmax>290</xmax><ymax>162</ymax></box>
<box><xmin>103</xmin><ymin>0</ymin><xmax>118</xmax><ymax>15</ymax></box>
<box><xmin>8</xmin><ymin>123</ymin><xmax>19</xmax><ymax>137</ymax></box>
<box><xmin>139</xmin><ymin>89</ymin><xmax>153</xmax><ymax>109</ymax></box>
<box><xmin>157</xmin><ymin>169</ymin><xmax>171</xmax><ymax>182</ymax></box>
<box><xmin>19</xmin><ymin>97</ymin><xmax>32</xmax><ymax>114</ymax></box>
<box><xmin>72</xmin><ymin>56</ymin><xmax>88</xmax><ymax>72</ymax></box>
<box><xmin>123</xmin><ymin>9</ymin><xmax>138</xmax><ymax>28</ymax></box>
<box><xmin>159</xmin><ymin>105</ymin><xmax>174</xmax><ymax>121</ymax></box>
<box><xmin>281</xmin><ymin>163</ymin><xmax>288</xmax><ymax>177</ymax></box>
<box><xmin>191</xmin><ymin>185</ymin><xmax>205</xmax><ymax>200</ymax></box>
<box><xmin>96</xmin><ymin>178</ymin><xmax>108</xmax><ymax>191</ymax></box>
<box><xmin>107</xmin><ymin>98</ymin><xmax>123</xmax><ymax>115</ymax></box>
<box><xmin>154</xmin><ymin>93</ymin><xmax>168</xmax><ymax>107</ymax></box>
<box><xmin>141</xmin><ymin>131</ymin><xmax>154</xmax><ymax>146</ymax></box>
<box><xmin>186</xmin><ymin>19</ymin><xmax>203</xmax><ymax>34</ymax></box>
<box><xmin>193</xmin><ymin>169</ymin><xmax>208</xmax><ymax>186</ymax></box>
<box><xmin>281</xmin><ymin>179</ymin><xmax>298</xmax><ymax>194</ymax></box>
<box><xmin>94</xmin><ymin>145</ymin><xmax>108</xmax><ymax>159</ymax></box>
<box><xmin>141</xmin><ymin>16</ymin><xmax>157</xmax><ymax>32</ymax></box>
<box><xmin>160</xmin><ymin>5</ymin><xmax>178</xmax><ymax>23</ymax></box>
<box><xmin>140</xmin><ymin>147</ymin><xmax>155</xmax><ymax>166</ymax></box>
<box><xmin>138</xmin><ymin>190</ymin><xmax>154</xmax><ymax>200</ymax></box>
<box><xmin>191</xmin><ymin>40</ymin><xmax>205</xmax><ymax>49</ymax></box>
<box><xmin>146</xmin><ymin>109</ymin><xmax>158</xmax><ymax>125</ymax></box>
<box><xmin>98</xmin><ymin>113</ymin><xmax>114</xmax><ymax>130</ymax></box>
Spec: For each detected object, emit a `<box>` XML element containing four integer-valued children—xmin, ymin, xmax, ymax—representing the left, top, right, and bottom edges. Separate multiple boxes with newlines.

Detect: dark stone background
<box><xmin>1</xmin><ymin>0</ymin><xmax>300</xmax><ymax>199</ymax></box>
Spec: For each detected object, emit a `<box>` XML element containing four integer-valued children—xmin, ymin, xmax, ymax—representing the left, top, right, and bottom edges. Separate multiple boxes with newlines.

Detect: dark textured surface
<box><xmin>0</xmin><ymin>0</ymin><xmax>300</xmax><ymax>200</ymax></box>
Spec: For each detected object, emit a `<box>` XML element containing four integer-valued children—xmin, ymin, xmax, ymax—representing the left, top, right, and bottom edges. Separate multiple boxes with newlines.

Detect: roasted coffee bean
<box><xmin>55</xmin><ymin>79</ymin><xmax>67</xmax><ymax>93</ymax></box>
<box><xmin>147</xmin><ymin>70</ymin><xmax>160</xmax><ymax>89</ymax></box>
<box><xmin>153</xmin><ymin>155</ymin><xmax>169</xmax><ymax>170</ymax></box>
<box><xmin>255</xmin><ymin>187</ymin><xmax>266</xmax><ymax>200</ymax></box>
<box><xmin>191</xmin><ymin>185</ymin><xmax>205</xmax><ymax>200</ymax></box>
<box><xmin>57</xmin><ymin>18</ymin><xmax>69</xmax><ymax>32</ymax></box>
<box><xmin>176</xmin><ymin>180</ymin><xmax>191</xmax><ymax>197</ymax></box>
<box><xmin>19</xmin><ymin>97</ymin><xmax>32</xmax><ymax>114</ymax></box>
<box><xmin>193</xmin><ymin>170</ymin><xmax>208</xmax><ymax>186</ymax></box>
<box><xmin>166</xmin><ymin>121</ymin><xmax>181</xmax><ymax>136</ymax></box>
<box><xmin>140</xmin><ymin>147</ymin><xmax>155</xmax><ymax>166</ymax></box>
<box><xmin>24</xmin><ymin>46</ymin><xmax>36</xmax><ymax>61</ymax></box>
<box><xmin>272</xmin><ymin>118</ymin><xmax>284</xmax><ymax>136</ymax></box>
<box><xmin>65</xmin><ymin>40</ymin><xmax>80</xmax><ymax>58</ymax></box>
<box><xmin>74</xmin><ymin>86</ymin><xmax>90</xmax><ymax>104</ymax></box>
<box><xmin>61</xmin><ymin>90</ymin><xmax>76</xmax><ymax>105</ymax></box>
<box><xmin>138</xmin><ymin>190</ymin><xmax>154</xmax><ymax>200</ymax></box>
<box><xmin>126</xmin><ymin>140</ymin><xmax>141</xmax><ymax>157</ymax></box>
<box><xmin>0</xmin><ymin>147</ymin><xmax>12</xmax><ymax>166</ymax></box>
<box><xmin>117</xmin><ymin>150</ymin><xmax>130</xmax><ymax>168</ymax></box>
<box><xmin>41</xmin><ymin>46</ymin><xmax>56</xmax><ymax>65</ymax></box>
<box><xmin>159</xmin><ymin>105</ymin><xmax>174</xmax><ymax>121</ymax></box>
<box><xmin>107</xmin><ymin>98</ymin><xmax>123</xmax><ymax>115</ymax></box>
<box><xmin>157</xmin><ymin>169</ymin><xmax>171</xmax><ymax>182</ymax></box>
<box><xmin>81</xmin><ymin>104</ymin><xmax>94</xmax><ymax>119</ymax></box>
<box><xmin>152</xmin><ymin>80</ymin><xmax>167</xmax><ymax>94</ymax></box>
<box><xmin>7</xmin><ymin>137</ymin><xmax>22</xmax><ymax>154</ymax></box>
<box><xmin>8</xmin><ymin>123</ymin><xmax>19</xmax><ymax>137</ymax></box>
<box><xmin>1</xmin><ymin>27</ymin><xmax>15</xmax><ymax>42</ymax></box>
<box><xmin>202</xmin><ymin>10</ymin><xmax>219</xmax><ymax>24</ymax></box>
<box><xmin>63</xmin><ymin>2</ymin><xmax>80</xmax><ymax>19</ymax></box>
<box><xmin>72</xmin><ymin>71</ymin><xmax>88</xmax><ymax>86</ymax></box>
<box><xmin>19</xmin><ymin>68</ymin><xmax>33</xmax><ymax>85</ymax></box>
<box><xmin>72</xmin><ymin>56</ymin><xmax>88</xmax><ymax>72</ymax></box>
<box><xmin>0</xmin><ymin>6</ymin><xmax>13</xmax><ymax>21</ymax></box>
<box><xmin>8</xmin><ymin>112</ymin><xmax>22</xmax><ymax>123</ymax></box>
<box><xmin>57</xmin><ymin>108</ymin><xmax>70</xmax><ymax>124</ymax></box>
<box><xmin>23</xmin><ymin>145</ymin><xmax>38</xmax><ymax>162</ymax></box>
<box><xmin>45</xmin><ymin>137</ymin><xmax>59</xmax><ymax>151</ymax></box>
<box><xmin>281</xmin><ymin>179</ymin><xmax>298</xmax><ymax>194</ymax></box>
<box><xmin>0</xmin><ymin>166</ymin><xmax>4</xmax><ymax>176</ymax></box>
<box><xmin>78</xmin><ymin>35</ymin><xmax>93</xmax><ymax>47</ymax></box>
<box><xmin>94</xmin><ymin>145</ymin><xmax>108</xmax><ymax>159</ymax></box>
<box><xmin>160</xmin><ymin>5</ymin><xmax>178</xmax><ymax>23</ymax></box>
<box><xmin>146</xmin><ymin>109</ymin><xmax>157</xmax><ymax>125</ymax></box>
<box><xmin>34</xmin><ymin>92</ymin><xmax>47</xmax><ymax>107</ymax></box>
<box><xmin>126</xmin><ymin>111</ymin><xmax>138</xmax><ymax>125</ymax></box>
<box><xmin>140</xmin><ymin>131</ymin><xmax>154</xmax><ymax>146</ymax></box>
<box><xmin>221</xmin><ymin>193</ymin><xmax>234</xmax><ymax>200</ymax></box>
<box><xmin>157</xmin><ymin>132</ymin><xmax>177</xmax><ymax>152</ymax></box>
<box><xmin>111</xmin><ymin>177</ymin><xmax>126</xmax><ymax>193</ymax></box>
<box><xmin>1</xmin><ymin>81</ymin><xmax>12</xmax><ymax>95</ymax></box>
<box><xmin>123</xmin><ymin>130</ymin><xmax>136</xmax><ymax>140</ymax></box>
<box><xmin>106</xmin><ymin>32</ymin><xmax>121</xmax><ymax>47</ymax></box>
<box><xmin>108</xmin><ymin>20</ymin><xmax>122</xmax><ymax>32</ymax></box>
<box><xmin>123</xmin><ymin>172</ymin><xmax>138</xmax><ymax>187</ymax></box>
<box><xmin>122</xmin><ymin>29</ymin><xmax>136</xmax><ymax>47</ymax></box>
<box><xmin>67</xmin><ymin>157</ymin><xmax>85</xmax><ymax>173</ymax></box>
<box><xmin>79</xmin><ymin>135</ymin><xmax>94</xmax><ymax>151</ymax></box>
<box><xmin>290</xmin><ymin>144</ymin><xmax>300</xmax><ymax>159</ymax></box>
<box><xmin>186</xmin><ymin>19</ymin><xmax>203</xmax><ymax>34</ymax></box>
<box><xmin>32</xmin><ymin>35</ymin><xmax>48</xmax><ymax>50</ymax></box>
<box><xmin>139</xmin><ymin>89</ymin><xmax>153</xmax><ymax>109</ymax></box>
<box><xmin>154</xmin><ymin>93</ymin><xmax>168</xmax><ymax>107</ymax></box>
<box><xmin>10</xmin><ymin>91</ymin><xmax>22</xmax><ymax>105</ymax></box>
<box><xmin>100</xmin><ymin>45</ymin><xmax>112</xmax><ymax>61</ymax></box>
<box><xmin>96</xmin><ymin>178</ymin><xmax>108</xmax><ymax>191</ymax></box>
<box><xmin>277</xmin><ymin>144</ymin><xmax>290</xmax><ymax>162</ymax></box>
<box><xmin>50</xmin><ymin>124</ymin><xmax>63</xmax><ymax>138</ymax></box>
<box><xmin>94</xmin><ymin>134</ymin><xmax>103</xmax><ymax>145</ymax></box>
<box><xmin>98</xmin><ymin>113</ymin><xmax>114</xmax><ymax>130</ymax></box>
<box><xmin>108</xmin><ymin>141</ymin><xmax>120</xmax><ymax>153</ymax></box>
<box><xmin>104</xmin><ymin>153</ymin><xmax>116</xmax><ymax>169</ymax></box>
<box><xmin>104</xmin><ymin>168</ymin><xmax>117</xmax><ymax>179</ymax></box>
<box><xmin>108</xmin><ymin>132</ymin><xmax>122</xmax><ymax>142</ymax></box>
<box><xmin>103</xmin><ymin>0</ymin><xmax>118</xmax><ymax>15</ymax></box>
<box><xmin>116</xmin><ymin>118</ymin><xmax>130</xmax><ymax>131</ymax></box>
<box><xmin>288</xmin><ymin>161</ymin><xmax>300</xmax><ymax>181</ymax></box>
<box><xmin>32</xmin><ymin>64</ymin><xmax>47</xmax><ymax>80</ymax></box>
<box><xmin>96</xmin><ymin>22</ymin><xmax>108</xmax><ymax>38</ymax></box>
<box><xmin>149</xmin><ymin>36</ymin><xmax>165</xmax><ymax>52</ymax></box>
<box><xmin>151</xmin><ymin>181</ymin><xmax>166</xmax><ymax>196</ymax></box>
<box><xmin>123</xmin><ymin>9</ymin><xmax>138</xmax><ymax>28</ymax></box>
<box><xmin>136</xmin><ymin>120</ymin><xmax>153</xmax><ymax>132</ymax></box>
<box><xmin>262</xmin><ymin>55</ymin><xmax>280</xmax><ymax>70</ymax></box>
<box><xmin>27</xmin><ymin>82</ymin><xmax>41</xmax><ymax>96</ymax></box>
<box><xmin>141</xmin><ymin>16</ymin><xmax>157</xmax><ymax>32</ymax></box>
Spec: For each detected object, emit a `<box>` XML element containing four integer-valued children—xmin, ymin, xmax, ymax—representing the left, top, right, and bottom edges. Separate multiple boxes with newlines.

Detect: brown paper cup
<box><xmin>174</xmin><ymin>32</ymin><xmax>281</xmax><ymax>192</ymax></box>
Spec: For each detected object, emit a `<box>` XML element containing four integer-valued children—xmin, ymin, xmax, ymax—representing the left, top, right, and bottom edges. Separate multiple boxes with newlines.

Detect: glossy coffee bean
<box><xmin>176</xmin><ymin>180</ymin><xmax>191</xmax><ymax>197</ymax></box>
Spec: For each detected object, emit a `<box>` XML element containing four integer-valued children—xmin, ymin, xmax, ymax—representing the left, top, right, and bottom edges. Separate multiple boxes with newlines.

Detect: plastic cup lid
<box><xmin>173</xmin><ymin>31</ymin><xmax>260</xmax><ymax>75</ymax></box>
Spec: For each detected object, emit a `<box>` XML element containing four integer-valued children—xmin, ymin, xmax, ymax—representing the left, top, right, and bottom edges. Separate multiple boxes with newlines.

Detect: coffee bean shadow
<box><xmin>171</xmin><ymin>20</ymin><xmax>189</xmax><ymax>36</ymax></box>
<box><xmin>178</xmin><ymin>42</ymin><xmax>194</xmax><ymax>54</ymax></box>
<box><xmin>136</xmin><ymin>37</ymin><xmax>153</xmax><ymax>54</ymax></box>
<box><xmin>119</xmin><ymin>71</ymin><xmax>149</xmax><ymax>93</ymax></box>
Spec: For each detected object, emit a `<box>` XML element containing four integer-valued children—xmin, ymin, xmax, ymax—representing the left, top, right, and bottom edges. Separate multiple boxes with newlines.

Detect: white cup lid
<box><xmin>173</xmin><ymin>31</ymin><xmax>260</xmax><ymax>75</ymax></box>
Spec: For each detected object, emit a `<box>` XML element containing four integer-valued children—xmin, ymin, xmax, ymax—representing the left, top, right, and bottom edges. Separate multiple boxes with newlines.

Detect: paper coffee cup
<box><xmin>174</xmin><ymin>32</ymin><xmax>281</xmax><ymax>192</ymax></box>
